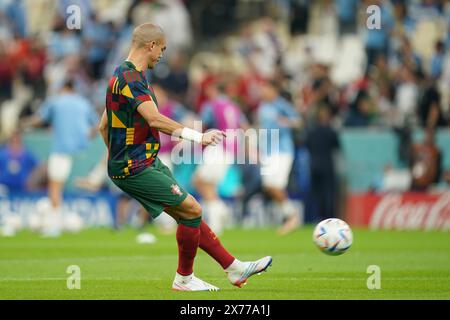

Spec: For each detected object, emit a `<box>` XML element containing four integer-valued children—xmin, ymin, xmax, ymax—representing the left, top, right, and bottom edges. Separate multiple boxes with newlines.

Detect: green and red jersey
<box><xmin>105</xmin><ymin>61</ymin><xmax>160</xmax><ymax>178</ymax></box>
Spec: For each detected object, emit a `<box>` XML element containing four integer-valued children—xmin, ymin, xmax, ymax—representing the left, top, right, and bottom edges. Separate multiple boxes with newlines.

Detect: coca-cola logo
<box><xmin>369</xmin><ymin>193</ymin><xmax>450</xmax><ymax>230</ymax></box>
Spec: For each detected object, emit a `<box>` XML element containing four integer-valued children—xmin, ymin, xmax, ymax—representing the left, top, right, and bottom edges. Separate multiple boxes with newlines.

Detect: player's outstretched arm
<box><xmin>137</xmin><ymin>101</ymin><xmax>225</xmax><ymax>146</ymax></box>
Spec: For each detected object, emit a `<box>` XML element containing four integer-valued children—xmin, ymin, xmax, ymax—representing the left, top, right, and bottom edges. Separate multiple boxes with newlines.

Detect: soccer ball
<box><xmin>313</xmin><ymin>218</ymin><xmax>353</xmax><ymax>256</ymax></box>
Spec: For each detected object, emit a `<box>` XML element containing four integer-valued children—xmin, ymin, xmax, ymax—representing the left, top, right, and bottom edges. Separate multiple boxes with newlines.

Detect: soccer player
<box><xmin>23</xmin><ymin>79</ymin><xmax>98</xmax><ymax>237</ymax></box>
<box><xmin>258</xmin><ymin>79</ymin><xmax>302</xmax><ymax>235</ymax></box>
<box><xmin>98</xmin><ymin>23</ymin><xmax>272</xmax><ymax>291</ymax></box>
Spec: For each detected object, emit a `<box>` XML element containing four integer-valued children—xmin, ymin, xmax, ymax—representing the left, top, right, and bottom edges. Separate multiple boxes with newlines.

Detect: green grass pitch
<box><xmin>0</xmin><ymin>226</ymin><xmax>449</xmax><ymax>299</ymax></box>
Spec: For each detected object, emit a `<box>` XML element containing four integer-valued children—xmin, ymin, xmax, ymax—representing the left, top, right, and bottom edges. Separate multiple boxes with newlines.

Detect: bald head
<box><xmin>132</xmin><ymin>23</ymin><xmax>165</xmax><ymax>48</ymax></box>
<box><xmin>127</xmin><ymin>23</ymin><xmax>166</xmax><ymax>70</ymax></box>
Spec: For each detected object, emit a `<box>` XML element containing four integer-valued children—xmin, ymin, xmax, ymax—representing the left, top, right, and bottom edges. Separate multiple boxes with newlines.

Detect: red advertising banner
<box><xmin>346</xmin><ymin>192</ymin><xmax>450</xmax><ymax>230</ymax></box>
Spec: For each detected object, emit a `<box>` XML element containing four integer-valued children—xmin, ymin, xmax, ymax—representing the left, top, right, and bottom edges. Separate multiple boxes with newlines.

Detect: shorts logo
<box><xmin>171</xmin><ymin>184</ymin><xmax>183</xmax><ymax>196</ymax></box>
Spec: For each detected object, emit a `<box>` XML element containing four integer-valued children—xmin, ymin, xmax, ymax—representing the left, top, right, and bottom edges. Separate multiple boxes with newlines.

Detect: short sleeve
<box><xmin>120</xmin><ymin>70</ymin><xmax>153</xmax><ymax>110</ymax></box>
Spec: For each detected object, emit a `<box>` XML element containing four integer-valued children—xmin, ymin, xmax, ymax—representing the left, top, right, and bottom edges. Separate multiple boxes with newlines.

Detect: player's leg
<box><xmin>261</xmin><ymin>153</ymin><xmax>300</xmax><ymax>235</ymax></box>
<box><xmin>48</xmin><ymin>179</ymin><xmax>64</xmax><ymax>209</ymax></box>
<box><xmin>198</xmin><ymin>219</ymin><xmax>272</xmax><ymax>288</ymax></box>
<box><xmin>164</xmin><ymin>195</ymin><xmax>220</xmax><ymax>291</ymax></box>
<box><xmin>115</xmin><ymin>195</ymin><xmax>131</xmax><ymax>229</ymax></box>
<box><xmin>43</xmin><ymin>154</ymin><xmax>72</xmax><ymax>236</ymax></box>
<box><xmin>165</xmin><ymin>197</ymin><xmax>272</xmax><ymax>289</ymax></box>
<box><xmin>111</xmin><ymin>159</ymin><xmax>218</xmax><ymax>291</ymax></box>
<box><xmin>112</xmin><ymin>159</ymin><xmax>272</xmax><ymax>290</ymax></box>
<box><xmin>167</xmin><ymin>197</ymin><xmax>234</xmax><ymax>269</ymax></box>
<box><xmin>74</xmin><ymin>153</ymin><xmax>108</xmax><ymax>192</ymax></box>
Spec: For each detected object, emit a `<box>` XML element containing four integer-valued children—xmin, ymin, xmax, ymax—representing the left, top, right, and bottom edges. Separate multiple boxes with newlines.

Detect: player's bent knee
<box><xmin>190</xmin><ymin>200</ymin><xmax>202</xmax><ymax>219</ymax></box>
<box><xmin>179</xmin><ymin>196</ymin><xmax>202</xmax><ymax>220</ymax></box>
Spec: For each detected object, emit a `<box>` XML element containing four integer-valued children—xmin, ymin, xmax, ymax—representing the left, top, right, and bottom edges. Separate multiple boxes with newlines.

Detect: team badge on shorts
<box><xmin>171</xmin><ymin>184</ymin><xmax>183</xmax><ymax>196</ymax></box>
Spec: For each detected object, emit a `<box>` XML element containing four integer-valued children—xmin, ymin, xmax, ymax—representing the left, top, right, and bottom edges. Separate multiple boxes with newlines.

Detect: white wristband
<box><xmin>181</xmin><ymin>127</ymin><xmax>203</xmax><ymax>144</ymax></box>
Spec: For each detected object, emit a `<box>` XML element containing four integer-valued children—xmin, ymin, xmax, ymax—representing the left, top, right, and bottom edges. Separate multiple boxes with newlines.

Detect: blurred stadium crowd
<box><xmin>1</xmin><ymin>0</ymin><xmax>450</xmax><ymax>229</ymax></box>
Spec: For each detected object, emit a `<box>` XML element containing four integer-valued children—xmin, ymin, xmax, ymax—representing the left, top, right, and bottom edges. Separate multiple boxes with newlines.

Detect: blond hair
<box><xmin>131</xmin><ymin>23</ymin><xmax>164</xmax><ymax>48</ymax></box>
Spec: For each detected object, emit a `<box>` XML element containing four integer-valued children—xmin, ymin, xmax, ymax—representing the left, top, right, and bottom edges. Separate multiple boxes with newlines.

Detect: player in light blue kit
<box><xmin>24</xmin><ymin>79</ymin><xmax>98</xmax><ymax>236</ymax></box>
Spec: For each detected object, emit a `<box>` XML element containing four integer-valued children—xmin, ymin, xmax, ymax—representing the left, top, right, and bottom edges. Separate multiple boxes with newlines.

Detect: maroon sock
<box><xmin>176</xmin><ymin>224</ymin><xmax>201</xmax><ymax>276</ymax></box>
<box><xmin>199</xmin><ymin>220</ymin><xmax>235</xmax><ymax>269</ymax></box>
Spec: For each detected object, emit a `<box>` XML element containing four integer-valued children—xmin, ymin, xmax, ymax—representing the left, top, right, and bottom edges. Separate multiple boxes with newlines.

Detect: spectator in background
<box><xmin>364</xmin><ymin>0</ymin><xmax>394</xmax><ymax>68</ymax></box>
<box><xmin>334</xmin><ymin>0</ymin><xmax>358</xmax><ymax>35</ymax></box>
<box><xmin>155</xmin><ymin>51</ymin><xmax>190</xmax><ymax>104</ymax></box>
<box><xmin>395</xmin><ymin>65</ymin><xmax>419</xmax><ymax>126</ymax></box>
<box><xmin>46</xmin><ymin>55</ymin><xmax>91</xmax><ymax>97</ymax></box>
<box><xmin>47</xmin><ymin>18</ymin><xmax>81</xmax><ymax>62</ymax></box>
<box><xmin>447</xmin><ymin>4</ymin><xmax>450</xmax><ymax>48</ymax></box>
<box><xmin>375</xmin><ymin>79</ymin><xmax>397</xmax><ymax>127</ymax></box>
<box><xmin>393</xmin><ymin>36</ymin><xmax>423</xmax><ymax>74</ymax></box>
<box><xmin>56</xmin><ymin>0</ymin><xmax>93</xmax><ymax>28</ymax></box>
<box><xmin>231</xmin><ymin>60</ymin><xmax>264</xmax><ymax>118</ymax></box>
<box><xmin>301</xmin><ymin>63</ymin><xmax>337</xmax><ymax>117</ymax></box>
<box><xmin>257</xmin><ymin>79</ymin><xmax>302</xmax><ymax>235</ymax></box>
<box><xmin>290</xmin><ymin>0</ymin><xmax>310</xmax><ymax>35</ymax></box>
<box><xmin>344</xmin><ymin>90</ymin><xmax>374</xmax><ymax>127</ymax></box>
<box><xmin>22</xmin><ymin>36</ymin><xmax>47</xmax><ymax>101</ymax></box>
<box><xmin>22</xmin><ymin>79</ymin><xmax>98</xmax><ymax>237</ymax></box>
<box><xmin>82</xmin><ymin>14</ymin><xmax>115</xmax><ymax>80</ymax></box>
<box><xmin>0</xmin><ymin>38</ymin><xmax>15</xmax><ymax>140</ymax></box>
<box><xmin>128</xmin><ymin>0</ymin><xmax>193</xmax><ymax>56</ymax></box>
<box><xmin>409</xmin><ymin>128</ymin><xmax>442</xmax><ymax>191</ymax></box>
<box><xmin>305</xmin><ymin>106</ymin><xmax>340</xmax><ymax>221</ymax></box>
<box><xmin>391</xmin><ymin>0</ymin><xmax>416</xmax><ymax>39</ymax></box>
<box><xmin>1</xmin><ymin>0</ymin><xmax>27</xmax><ymax>38</ymax></box>
<box><xmin>430</xmin><ymin>40</ymin><xmax>445</xmax><ymax>79</ymax></box>
<box><xmin>235</xmin><ymin>23</ymin><xmax>257</xmax><ymax>60</ymax></box>
<box><xmin>191</xmin><ymin>0</ymin><xmax>237</xmax><ymax>41</ymax></box>
<box><xmin>251</xmin><ymin>16</ymin><xmax>283</xmax><ymax>79</ymax></box>
<box><xmin>417</xmin><ymin>74</ymin><xmax>447</xmax><ymax>129</ymax></box>
<box><xmin>0</xmin><ymin>131</ymin><xmax>38</xmax><ymax>193</ymax></box>
<box><xmin>0</xmin><ymin>39</ymin><xmax>13</xmax><ymax>104</ymax></box>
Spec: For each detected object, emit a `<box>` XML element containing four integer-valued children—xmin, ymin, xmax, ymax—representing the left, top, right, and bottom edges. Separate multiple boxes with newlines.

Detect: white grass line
<box><xmin>1</xmin><ymin>277</ymin><xmax>448</xmax><ymax>282</ymax></box>
<box><xmin>0</xmin><ymin>255</ymin><xmax>175</xmax><ymax>264</ymax></box>
<box><xmin>204</xmin><ymin>277</ymin><xmax>450</xmax><ymax>281</ymax></box>
<box><xmin>0</xmin><ymin>277</ymin><xmax>163</xmax><ymax>281</ymax></box>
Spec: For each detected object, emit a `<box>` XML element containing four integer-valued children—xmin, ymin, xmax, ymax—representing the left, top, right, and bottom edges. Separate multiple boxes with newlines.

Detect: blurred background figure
<box><xmin>258</xmin><ymin>79</ymin><xmax>302</xmax><ymax>235</ymax></box>
<box><xmin>305</xmin><ymin>106</ymin><xmax>341</xmax><ymax>221</ymax></box>
<box><xmin>22</xmin><ymin>79</ymin><xmax>97</xmax><ymax>237</ymax></box>
<box><xmin>74</xmin><ymin>153</ymin><xmax>108</xmax><ymax>192</ymax></box>
<box><xmin>0</xmin><ymin>131</ymin><xmax>38</xmax><ymax>194</ymax></box>
<box><xmin>409</xmin><ymin>128</ymin><xmax>442</xmax><ymax>191</ymax></box>
<box><xmin>153</xmin><ymin>83</ymin><xmax>190</xmax><ymax>171</ymax></box>
<box><xmin>193</xmin><ymin>78</ymin><xmax>247</xmax><ymax>235</ymax></box>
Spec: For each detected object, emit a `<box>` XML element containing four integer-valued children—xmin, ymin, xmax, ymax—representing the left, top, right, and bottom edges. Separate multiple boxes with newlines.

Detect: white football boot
<box><xmin>226</xmin><ymin>256</ymin><xmax>273</xmax><ymax>288</ymax></box>
<box><xmin>172</xmin><ymin>273</ymin><xmax>220</xmax><ymax>292</ymax></box>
